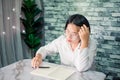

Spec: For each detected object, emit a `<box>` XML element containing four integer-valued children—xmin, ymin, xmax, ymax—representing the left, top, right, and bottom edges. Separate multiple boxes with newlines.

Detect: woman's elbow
<box><xmin>75</xmin><ymin>63</ymin><xmax>90</xmax><ymax>72</ymax></box>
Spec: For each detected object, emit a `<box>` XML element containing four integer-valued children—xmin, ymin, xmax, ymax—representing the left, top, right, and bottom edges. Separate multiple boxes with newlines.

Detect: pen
<box><xmin>39</xmin><ymin>66</ymin><xmax>50</xmax><ymax>68</ymax></box>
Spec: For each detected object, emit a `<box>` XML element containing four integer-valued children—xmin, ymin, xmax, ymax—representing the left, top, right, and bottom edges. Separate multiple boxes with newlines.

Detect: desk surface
<box><xmin>0</xmin><ymin>59</ymin><xmax>105</xmax><ymax>80</ymax></box>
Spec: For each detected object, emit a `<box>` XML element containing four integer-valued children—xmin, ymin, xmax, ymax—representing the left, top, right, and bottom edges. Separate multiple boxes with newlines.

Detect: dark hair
<box><xmin>64</xmin><ymin>14</ymin><xmax>90</xmax><ymax>32</ymax></box>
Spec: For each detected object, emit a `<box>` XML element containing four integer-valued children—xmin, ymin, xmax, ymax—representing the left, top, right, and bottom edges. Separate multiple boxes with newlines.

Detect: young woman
<box><xmin>31</xmin><ymin>14</ymin><xmax>96</xmax><ymax>72</ymax></box>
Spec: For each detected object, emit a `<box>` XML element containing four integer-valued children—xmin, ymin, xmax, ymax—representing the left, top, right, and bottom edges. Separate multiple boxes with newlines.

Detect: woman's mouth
<box><xmin>67</xmin><ymin>39</ymin><xmax>72</xmax><ymax>42</ymax></box>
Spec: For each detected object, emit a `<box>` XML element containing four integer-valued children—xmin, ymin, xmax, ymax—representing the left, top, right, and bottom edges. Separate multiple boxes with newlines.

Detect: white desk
<box><xmin>0</xmin><ymin>59</ymin><xmax>106</xmax><ymax>80</ymax></box>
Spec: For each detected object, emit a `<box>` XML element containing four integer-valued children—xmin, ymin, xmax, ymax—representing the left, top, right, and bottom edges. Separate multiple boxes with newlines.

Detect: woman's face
<box><xmin>65</xmin><ymin>23</ymin><xmax>80</xmax><ymax>43</ymax></box>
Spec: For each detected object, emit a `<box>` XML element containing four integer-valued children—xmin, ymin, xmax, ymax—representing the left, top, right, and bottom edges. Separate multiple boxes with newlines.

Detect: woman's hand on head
<box><xmin>31</xmin><ymin>54</ymin><xmax>42</xmax><ymax>68</ymax></box>
<box><xmin>79</xmin><ymin>24</ymin><xmax>90</xmax><ymax>48</ymax></box>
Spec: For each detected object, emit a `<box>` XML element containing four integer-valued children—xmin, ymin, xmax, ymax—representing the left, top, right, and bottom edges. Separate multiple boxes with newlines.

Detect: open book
<box><xmin>31</xmin><ymin>63</ymin><xmax>75</xmax><ymax>80</ymax></box>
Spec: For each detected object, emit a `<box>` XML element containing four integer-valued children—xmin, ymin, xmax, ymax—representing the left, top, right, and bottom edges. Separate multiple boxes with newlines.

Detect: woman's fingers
<box><xmin>81</xmin><ymin>26</ymin><xmax>85</xmax><ymax>32</ymax></box>
<box><xmin>31</xmin><ymin>54</ymin><xmax>42</xmax><ymax>69</ymax></box>
<box><xmin>83</xmin><ymin>24</ymin><xmax>89</xmax><ymax>33</ymax></box>
<box><xmin>31</xmin><ymin>57</ymin><xmax>35</xmax><ymax>67</ymax></box>
<box><xmin>78</xmin><ymin>24</ymin><xmax>90</xmax><ymax>42</ymax></box>
<box><xmin>31</xmin><ymin>57</ymin><xmax>40</xmax><ymax>68</ymax></box>
<box><xmin>33</xmin><ymin>58</ymin><xmax>37</xmax><ymax>68</ymax></box>
<box><xmin>32</xmin><ymin>57</ymin><xmax>36</xmax><ymax>68</ymax></box>
<box><xmin>78</xmin><ymin>28</ymin><xmax>82</xmax><ymax>37</ymax></box>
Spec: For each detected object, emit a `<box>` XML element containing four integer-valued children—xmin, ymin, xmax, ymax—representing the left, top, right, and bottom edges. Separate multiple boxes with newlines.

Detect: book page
<box><xmin>31</xmin><ymin>64</ymin><xmax>58</xmax><ymax>77</ymax></box>
<box><xmin>31</xmin><ymin>64</ymin><xmax>75</xmax><ymax>80</ymax></box>
<box><xmin>48</xmin><ymin>66</ymin><xmax>75</xmax><ymax>80</ymax></box>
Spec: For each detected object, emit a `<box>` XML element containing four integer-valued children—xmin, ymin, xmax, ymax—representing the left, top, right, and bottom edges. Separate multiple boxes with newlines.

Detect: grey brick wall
<box><xmin>42</xmin><ymin>0</ymin><xmax>120</xmax><ymax>80</ymax></box>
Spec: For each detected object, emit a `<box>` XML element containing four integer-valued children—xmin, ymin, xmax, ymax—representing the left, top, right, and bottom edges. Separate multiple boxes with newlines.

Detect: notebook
<box><xmin>31</xmin><ymin>63</ymin><xmax>75</xmax><ymax>80</ymax></box>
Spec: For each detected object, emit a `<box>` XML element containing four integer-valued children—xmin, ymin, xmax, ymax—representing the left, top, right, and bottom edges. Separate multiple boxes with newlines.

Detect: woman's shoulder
<box><xmin>51</xmin><ymin>35</ymin><xmax>66</xmax><ymax>43</ymax></box>
<box><xmin>56</xmin><ymin>35</ymin><xmax>66</xmax><ymax>40</ymax></box>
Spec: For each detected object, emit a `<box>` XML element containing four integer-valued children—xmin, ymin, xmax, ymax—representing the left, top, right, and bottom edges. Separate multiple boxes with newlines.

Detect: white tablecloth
<box><xmin>0</xmin><ymin>59</ymin><xmax>106</xmax><ymax>80</ymax></box>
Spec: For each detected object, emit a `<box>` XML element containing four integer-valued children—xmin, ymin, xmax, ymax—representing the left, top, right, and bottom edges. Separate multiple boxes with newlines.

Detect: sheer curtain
<box><xmin>0</xmin><ymin>0</ymin><xmax>23</xmax><ymax>67</ymax></box>
<box><xmin>0</xmin><ymin>0</ymin><xmax>44</xmax><ymax>68</ymax></box>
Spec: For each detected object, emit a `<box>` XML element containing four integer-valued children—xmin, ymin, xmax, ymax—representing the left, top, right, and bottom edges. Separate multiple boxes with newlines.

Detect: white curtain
<box><xmin>0</xmin><ymin>0</ymin><xmax>44</xmax><ymax>68</ymax></box>
<box><xmin>0</xmin><ymin>0</ymin><xmax>24</xmax><ymax>67</ymax></box>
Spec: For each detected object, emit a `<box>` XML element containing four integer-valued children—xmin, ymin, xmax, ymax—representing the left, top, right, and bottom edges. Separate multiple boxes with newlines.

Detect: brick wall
<box><xmin>42</xmin><ymin>0</ymin><xmax>120</xmax><ymax>79</ymax></box>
